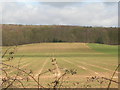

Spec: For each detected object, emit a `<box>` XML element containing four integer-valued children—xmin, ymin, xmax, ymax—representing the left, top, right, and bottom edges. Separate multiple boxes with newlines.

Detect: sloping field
<box><xmin>2</xmin><ymin>43</ymin><xmax>118</xmax><ymax>88</ymax></box>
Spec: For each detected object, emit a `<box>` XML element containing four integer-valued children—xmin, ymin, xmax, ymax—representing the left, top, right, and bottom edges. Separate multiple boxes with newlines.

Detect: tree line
<box><xmin>2</xmin><ymin>24</ymin><xmax>118</xmax><ymax>46</ymax></box>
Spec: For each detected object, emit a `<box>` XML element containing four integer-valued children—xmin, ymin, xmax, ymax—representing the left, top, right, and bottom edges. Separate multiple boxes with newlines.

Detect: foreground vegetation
<box><xmin>2</xmin><ymin>24</ymin><xmax>118</xmax><ymax>46</ymax></box>
<box><xmin>2</xmin><ymin>43</ymin><xmax>118</xmax><ymax>88</ymax></box>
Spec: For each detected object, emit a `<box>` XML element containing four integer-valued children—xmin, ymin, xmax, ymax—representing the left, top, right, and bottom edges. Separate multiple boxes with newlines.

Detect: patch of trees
<box><xmin>2</xmin><ymin>24</ymin><xmax>118</xmax><ymax>46</ymax></box>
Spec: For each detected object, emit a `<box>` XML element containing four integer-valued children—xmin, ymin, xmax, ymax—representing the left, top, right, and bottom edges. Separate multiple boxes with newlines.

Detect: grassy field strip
<box><xmin>55</xmin><ymin>43</ymin><xmax>91</xmax><ymax>74</ymax></box>
<box><xmin>61</xmin><ymin>56</ymin><xmax>107</xmax><ymax>75</ymax></box>
<box><xmin>9</xmin><ymin>62</ymin><xmax>33</xmax><ymax>74</ymax></box>
<box><xmin>87</xmin><ymin>43</ymin><xmax>118</xmax><ymax>55</ymax></box>
<box><xmin>70</xmin><ymin>57</ymin><xmax>117</xmax><ymax>69</ymax></box>
<box><xmin>62</xmin><ymin>58</ymin><xmax>99</xmax><ymax>75</ymax></box>
<box><xmin>54</xmin><ymin>58</ymin><xmax>75</xmax><ymax>74</ymax></box>
<box><xmin>86</xmin><ymin>61</ymin><xmax>117</xmax><ymax>72</ymax></box>
<box><xmin>35</xmin><ymin>58</ymin><xmax>48</xmax><ymax>77</ymax></box>
<box><xmin>76</xmin><ymin>58</ymin><xmax>118</xmax><ymax>71</ymax></box>
<box><xmin>39</xmin><ymin>59</ymin><xmax>53</xmax><ymax>76</ymax></box>
<box><xmin>9</xmin><ymin>58</ymin><xmax>45</xmax><ymax>75</ymax></box>
<box><xmin>54</xmin><ymin>43</ymin><xmax>100</xmax><ymax>75</ymax></box>
<box><xmin>34</xmin><ymin>52</ymin><xmax>55</xmax><ymax>77</ymax></box>
<box><xmin>23</xmin><ymin>59</ymin><xmax>47</xmax><ymax>74</ymax></box>
<box><xmin>34</xmin><ymin>55</ymin><xmax>58</xmax><ymax>85</ymax></box>
<box><xmin>75</xmin><ymin>61</ymin><xmax>118</xmax><ymax>77</ymax></box>
<box><xmin>9</xmin><ymin>59</ymin><xmax>37</xmax><ymax>74</ymax></box>
<box><xmin>83</xmin><ymin>43</ymin><xmax>104</xmax><ymax>54</ymax></box>
<box><xmin>37</xmin><ymin>54</ymin><xmax>62</xmax><ymax>78</ymax></box>
<box><xmin>76</xmin><ymin>58</ymin><xmax>118</xmax><ymax>69</ymax></box>
<box><xmin>63</xmin><ymin>59</ymin><xmax>87</xmax><ymax>70</ymax></box>
<box><xmin>4</xmin><ymin>59</ymin><xmax>31</xmax><ymax>74</ymax></box>
<box><xmin>4</xmin><ymin>56</ymin><xmax>30</xmax><ymax>65</ymax></box>
<box><xmin>77</xmin><ymin>61</ymin><xmax>117</xmax><ymax>72</ymax></box>
<box><xmin>60</xmin><ymin>55</ymin><xmax>117</xmax><ymax>77</ymax></box>
<box><xmin>12</xmin><ymin>58</ymin><xmax>51</xmax><ymax>87</ymax></box>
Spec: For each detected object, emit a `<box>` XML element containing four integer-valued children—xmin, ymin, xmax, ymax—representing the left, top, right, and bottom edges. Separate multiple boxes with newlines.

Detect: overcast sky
<box><xmin>0</xmin><ymin>1</ymin><xmax>118</xmax><ymax>27</ymax></box>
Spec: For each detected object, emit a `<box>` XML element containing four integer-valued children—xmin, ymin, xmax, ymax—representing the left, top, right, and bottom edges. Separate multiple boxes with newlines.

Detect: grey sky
<box><xmin>0</xmin><ymin>2</ymin><xmax>118</xmax><ymax>27</ymax></box>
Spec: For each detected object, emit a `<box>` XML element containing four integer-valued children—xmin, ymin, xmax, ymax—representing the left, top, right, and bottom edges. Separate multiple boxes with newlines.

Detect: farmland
<box><xmin>2</xmin><ymin>43</ymin><xmax>118</xmax><ymax>88</ymax></box>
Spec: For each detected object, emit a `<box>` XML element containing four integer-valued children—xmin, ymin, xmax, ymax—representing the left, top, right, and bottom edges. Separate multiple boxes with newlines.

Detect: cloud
<box><xmin>39</xmin><ymin>2</ymin><xmax>83</xmax><ymax>8</ymax></box>
<box><xmin>0</xmin><ymin>0</ymin><xmax>119</xmax><ymax>2</ymax></box>
<box><xmin>0</xmin><ymin>2</ymin><xmax>118</xmax><ymax>27</ymax></box>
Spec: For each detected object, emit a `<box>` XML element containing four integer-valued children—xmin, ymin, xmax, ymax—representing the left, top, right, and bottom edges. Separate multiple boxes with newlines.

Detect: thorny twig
<box><xmin>1</xmin><ymin>63</ymin><xmax>44</xmax><ymax>88</ymax></box>
<box><xmin>3</xmin><ymin>56</ymin><xmax>21</xmax><ymax>90</ymax></box>
<box><xmin>2</xmin><ymin>47</ymin><xmax>11</xmax><ymax>58</ymax></box>
<box><xmin>107</xmin><ymin>64</ymin><xmax>120</xmax><ymax>90</ymax></box>
<box><xmin>4</xmin><ymin>71</ymin><xmax>19</xmax><ymax>90</ymax></box>
<box><xmin>102</xmin><ymin>77</ymin><xmax>119</xmax><ymax>84</ymax></box>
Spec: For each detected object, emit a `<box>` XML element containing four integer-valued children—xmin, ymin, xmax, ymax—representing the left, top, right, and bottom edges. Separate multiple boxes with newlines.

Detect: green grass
<box><xmin>2</xmin><ymin>43</ymin><xmax>118</xmax><ymax>88</ymax></box>
<box><xmin>88</xmin><ymin>43</ymin><xmax>118</xmax><ymax>55</ymax></box>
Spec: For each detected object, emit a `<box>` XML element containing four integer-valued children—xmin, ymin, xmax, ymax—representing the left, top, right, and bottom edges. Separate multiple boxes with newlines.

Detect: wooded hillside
<box><xmin>2</xmin><ymin>24</ymin><xmax>118</xmax><ymax>46</ymax></box>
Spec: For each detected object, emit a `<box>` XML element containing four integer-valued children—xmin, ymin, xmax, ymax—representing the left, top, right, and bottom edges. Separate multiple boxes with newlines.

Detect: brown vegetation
<box><xmin>2</xmin><ymin>24</ymin><xmax>118</xmax><ymax>46</ymax></box>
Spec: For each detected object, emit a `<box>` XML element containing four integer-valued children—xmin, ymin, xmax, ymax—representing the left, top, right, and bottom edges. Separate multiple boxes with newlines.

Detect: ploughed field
<box><xmin>2</xmin><ymin>43</ymin><xmax>118</xmax><ymax>88</ymax></box>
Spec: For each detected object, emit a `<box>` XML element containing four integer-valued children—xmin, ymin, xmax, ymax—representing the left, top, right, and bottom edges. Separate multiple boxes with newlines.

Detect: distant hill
<box><xmin>2</xmin><ymin>24</ymin><xmax>118</xmax><ymax>46</ymax></box>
